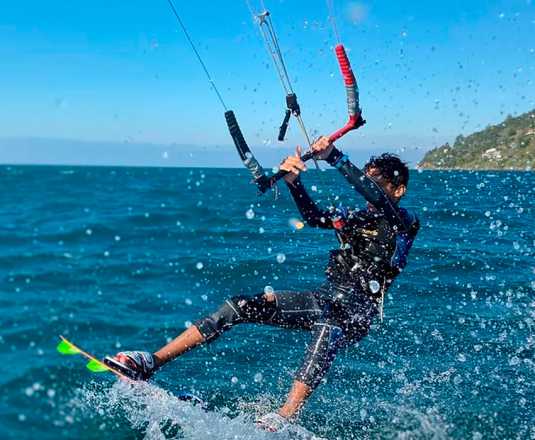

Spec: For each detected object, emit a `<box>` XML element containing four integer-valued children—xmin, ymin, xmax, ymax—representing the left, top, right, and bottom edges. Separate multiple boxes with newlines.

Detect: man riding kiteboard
<box><xmin>105</xmin><ymin>137</ymin><xmax>419</xmax><ymax>432</ymax></box>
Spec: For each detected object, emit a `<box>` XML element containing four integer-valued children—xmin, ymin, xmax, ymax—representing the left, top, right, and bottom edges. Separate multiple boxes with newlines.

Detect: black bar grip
<box><xmin>225</xmin><ymin>110</ymin><xmax>250</xmax><ymax>161</ymax></box>
<box><xmin>260</xmin><ymin>151</ymin><xmax>315</xmax><ymax>191</ymax></box>
<box><xmin>278</xmin><ymin>109</ymin><xmax>291</xmax><ymax>141</ymax></box>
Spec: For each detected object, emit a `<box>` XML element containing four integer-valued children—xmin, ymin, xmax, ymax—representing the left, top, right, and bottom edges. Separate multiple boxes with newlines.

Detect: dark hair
<box><xmin>364</xmin><ymin>153</ymin><xmax>409</xmax><ymax>187</ymax></box>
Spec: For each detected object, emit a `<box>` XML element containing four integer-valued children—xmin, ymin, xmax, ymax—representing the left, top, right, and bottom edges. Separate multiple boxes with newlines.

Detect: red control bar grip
<box><xmin>328</xmin><ymin>44</ymin><xmax>365</xmax><ymax>143</ymax></box>
<box><xmin>335</xmin><ymin>44</ymin><xmax>355</xmax><ymax>86</ymax></box>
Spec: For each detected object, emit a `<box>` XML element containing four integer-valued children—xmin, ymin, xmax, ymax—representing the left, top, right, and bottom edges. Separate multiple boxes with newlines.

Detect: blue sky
<box><xmin>1</xmin><ymin>0</ymin><xmax>534</xmax><ymax>166</ymax></box>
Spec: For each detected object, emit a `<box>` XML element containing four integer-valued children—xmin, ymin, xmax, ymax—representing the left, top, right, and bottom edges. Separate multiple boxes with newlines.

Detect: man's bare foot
<box><xmin>256</xmin><ymin>412</ymin><xmax>290</xmax><ymax>432</ymax></box>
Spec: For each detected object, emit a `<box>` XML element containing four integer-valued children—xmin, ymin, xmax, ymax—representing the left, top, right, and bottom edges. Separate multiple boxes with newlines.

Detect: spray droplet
<box><xmin>289</xmin><ymin>218</ymin><xmax>305</xmax><ymax>230</ymax></box>
<box><xmin>369</xmin><ymin>280</ymin><xmax>381</xmax><ymax>293</ymax></box>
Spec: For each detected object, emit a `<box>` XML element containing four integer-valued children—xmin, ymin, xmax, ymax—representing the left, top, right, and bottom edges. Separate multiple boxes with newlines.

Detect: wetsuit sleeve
<box><xmin>325</xmin><ymin>147</ymin><xmax>411</xmax><ymax>232</ymax></box>
<box><xmin>286</xmin><ymin>177</ymin><xmax>334</xmax><ymax>229</ymax></box>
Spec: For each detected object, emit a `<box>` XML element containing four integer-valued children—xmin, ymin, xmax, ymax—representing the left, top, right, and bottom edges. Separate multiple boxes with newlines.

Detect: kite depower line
<box><xmin>164</xmin><ymin>0</ymin><xmax>365</xmax><ymax>194</ymax></box>
<box><xmin>245</xmin><ymin>0</ymin><xmax>319</xmax><ymax>171</ymax></box>
<box><xmin>244</xmin><ymin>2</ymin><xmax>309</xmax><ymax>140</ymax></box>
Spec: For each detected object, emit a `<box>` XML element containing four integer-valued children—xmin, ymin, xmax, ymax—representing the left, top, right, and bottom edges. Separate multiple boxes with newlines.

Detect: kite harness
<box><xmin>165</xmin><ymin>0</ymin><xmax>365</xmax><ymax>194</ymax></box>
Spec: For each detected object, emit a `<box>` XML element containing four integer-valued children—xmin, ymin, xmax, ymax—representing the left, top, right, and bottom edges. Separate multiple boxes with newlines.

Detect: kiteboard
<box><xmin>57</xmin><ymin>336</ymin><xmax>324</xmax><ymax>437</ymax></box>
<box><xmin>56</xmin><ymin>335</ymin><xmax>204</xmax><ymax>406</ymax></box>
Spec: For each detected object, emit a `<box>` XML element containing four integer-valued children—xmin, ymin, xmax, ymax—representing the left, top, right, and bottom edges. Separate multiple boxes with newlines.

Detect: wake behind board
<box><xmin>56</xmin><ymin>335</ymin><xmax>204</xmax><ymax>406</ymax></box>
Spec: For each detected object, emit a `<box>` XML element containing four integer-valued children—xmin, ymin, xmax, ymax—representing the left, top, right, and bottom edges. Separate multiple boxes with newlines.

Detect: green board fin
<box><xmin>57</xmin><ymin>339</ymin><xmax>81</xmax><ymax>355</ymax></box>
<box><xmin>86</xmin><ymin>359</ymin><xmax>109</xmax><ymax>373</ymax></box>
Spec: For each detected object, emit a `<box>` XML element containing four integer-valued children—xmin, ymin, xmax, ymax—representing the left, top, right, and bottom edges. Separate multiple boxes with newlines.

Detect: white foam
<box><xmin>70</xmin><ymin>381</ymin><xmax>324</xmax><ymax>440</ymax></box>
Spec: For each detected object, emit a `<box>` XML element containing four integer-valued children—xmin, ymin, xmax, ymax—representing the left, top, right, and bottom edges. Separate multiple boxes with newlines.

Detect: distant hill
<box><xmin>418</xmin><ymin>109</ymin><xmax>535</xmax><ymax>170</ymax></box>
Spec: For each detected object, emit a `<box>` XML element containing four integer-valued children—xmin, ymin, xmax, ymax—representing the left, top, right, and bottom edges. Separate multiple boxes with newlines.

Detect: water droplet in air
<box><xmin>276</xmin><ymin>253</ymin><xmax>286</xmax><ymax>263</ymax></box>
<box><xmin>289</xmin><ymin>218</ymin><xmax>305</xmax><ymax>230</ymax></box>
<box><xmin>369</xmin><ymin>280</ymin><xmax>381</xmax><ymax>293</ymax></box>
<box><xmin>246</xmin><ymin>209</ymin><xmax>255</xmax><ymax>220</ymax></box>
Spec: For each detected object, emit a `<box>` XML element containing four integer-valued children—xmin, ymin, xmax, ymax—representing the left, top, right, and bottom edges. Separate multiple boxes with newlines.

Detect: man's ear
<box><xmin>393</xmin><ymin>184</ymin><xmax>406</xmax><ymax>199</ymax></box>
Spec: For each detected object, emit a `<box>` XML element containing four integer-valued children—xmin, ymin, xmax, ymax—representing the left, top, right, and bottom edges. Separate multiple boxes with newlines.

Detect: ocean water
<box><xmin>0</xmin><ymin>165</ymin><xmax>533</xmax><ymax>440</ymax></box>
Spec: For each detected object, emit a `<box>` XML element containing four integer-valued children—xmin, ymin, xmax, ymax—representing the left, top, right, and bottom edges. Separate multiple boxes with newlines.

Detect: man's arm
<box><xmin>324</xmin><ymin>147</ymin><xmax>411</xmax><ymax>232</ymax></box>
<box><xmin>286</xmin><ymin>177</ymin><xmax>334</xmax><ymax>229</ymax></box>
<box><xmin>279</xmin><ymin>146</ymin><xmax>334</xmax><ymax>229</ymax></box>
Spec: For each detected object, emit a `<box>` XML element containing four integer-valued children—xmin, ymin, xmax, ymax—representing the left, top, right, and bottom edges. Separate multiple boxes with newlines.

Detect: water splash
<box><xmin>69</xmin><ymin>381</ymin><xmax>324</xmax><ymax>440</ymax></box>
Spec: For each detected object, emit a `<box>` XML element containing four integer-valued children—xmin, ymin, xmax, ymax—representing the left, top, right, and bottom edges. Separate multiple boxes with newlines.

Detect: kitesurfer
<box><xmin>105</xmin><ymin>137</ymin><xmax>419</xmax><ymax>431</ymax></box>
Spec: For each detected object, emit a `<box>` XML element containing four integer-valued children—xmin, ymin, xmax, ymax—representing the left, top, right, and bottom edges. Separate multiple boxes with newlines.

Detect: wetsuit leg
<box><xmin>268</xmin><ymin>290</ymin><xmax>323</xmax><ymax>330</ymax></box>
<box><xmin>294</xmin><ymin>290</ymin><xmax>378</xmax><ymax>389</ymax></box>
<box><xmin>294</xmin><ymin>312</ymin><xmax>345</xmax><ymax>390</ymax></box>
<box><xmin>194</xmin><ymin>290</ymin><xmax>322</xmax><ymax>343</ymax></box>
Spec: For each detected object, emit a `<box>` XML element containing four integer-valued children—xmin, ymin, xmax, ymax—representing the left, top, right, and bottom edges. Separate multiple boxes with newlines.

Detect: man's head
<box><xmin>364</xmin><ymin>153</ymin><xmax>409</xmax><ymax>202</ymax></box>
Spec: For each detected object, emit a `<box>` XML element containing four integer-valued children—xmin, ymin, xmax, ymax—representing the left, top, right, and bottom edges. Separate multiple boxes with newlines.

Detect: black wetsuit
<box><xmin>194</xmin><ymin>147</ymin><xmax>419</xmax><ymax>389</ymax></box>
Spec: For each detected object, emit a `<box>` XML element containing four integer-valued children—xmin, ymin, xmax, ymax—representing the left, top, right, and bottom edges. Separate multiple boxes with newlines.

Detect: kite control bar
<box><xmin>166</xmin><ymin>0</ymin><xmax>365</xmax><ymax>197</ymax></box>
<box><xmin>256</xmin><ymin>44</ymin><xmax>366</xmax><ymax>189</ymax></box>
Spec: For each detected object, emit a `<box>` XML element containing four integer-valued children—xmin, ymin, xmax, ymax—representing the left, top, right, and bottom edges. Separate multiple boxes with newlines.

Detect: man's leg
<box><xmin>278</xmin><ymin>380</ymin><xmax>312</xmax><ymax>418</ymax></box>
<box><xmin>153</xmin><ymin>325</ymin><xmax>204</xmax><ymax>366</ymax></box>
<box><xmin>110</xmin><ymin>290</ymin><xmax>324</xmax><ymax>386</ymax></box>
<box><xmin>275</xmin><ymin>291</ymin><xmax>378</xmax><ymax>420</ymax></box>
<box><xmin>153</xmin><ymin>290</ymin><xmax>321</xmax><ymax>369</ymax></box>
<box><xmin>278</xmin><ymin>319</ymin><xmax>345</xmax><ymax>419</ymax></box>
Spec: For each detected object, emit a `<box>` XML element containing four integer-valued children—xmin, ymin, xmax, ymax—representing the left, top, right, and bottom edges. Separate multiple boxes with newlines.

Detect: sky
<box><xmin>1</xmin><ymin>0</ymin><xmax>534</xmax><ymax>166</ymax></box>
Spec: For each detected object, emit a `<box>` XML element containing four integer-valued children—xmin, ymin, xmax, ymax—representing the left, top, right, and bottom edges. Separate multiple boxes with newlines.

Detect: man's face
<box><xmin>365</xmin><ymin>167</ymin><xmax>406</xmax><ymax>201</ymax></box>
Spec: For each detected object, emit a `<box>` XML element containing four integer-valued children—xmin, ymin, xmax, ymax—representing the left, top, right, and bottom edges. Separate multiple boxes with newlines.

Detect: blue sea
<box><xmin>0</xmin><ymin>165</ymin><xmax>533</xmax><ymax>440</ymax></box>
